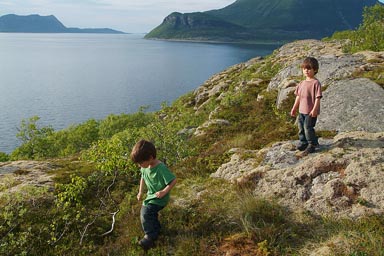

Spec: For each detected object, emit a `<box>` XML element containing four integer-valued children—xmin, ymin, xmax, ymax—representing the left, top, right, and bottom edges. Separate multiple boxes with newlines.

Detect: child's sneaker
<box><xmin>304</xmin><ymin>144</ymin><xmax>316</xmax><ymax>154</ymax></box>
<box><xmin>139</xmin><ymin>236</ymin><xmax>154</xmax><ymax>251</ymax></box>
<box><xmin>296</xmin><ymin>143</ymin><xmax>308</xmax><ymax>151</ymax></box>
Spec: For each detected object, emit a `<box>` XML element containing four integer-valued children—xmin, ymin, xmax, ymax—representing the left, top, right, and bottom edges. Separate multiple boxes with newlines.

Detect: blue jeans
<box><xmin>298</xmin><ymin>113</ymin><xmax>318</xmax><ymax>146</ymax></box>
<box><xmin>140</xmin><ymin>204</ymin><xmax>164</xmax><ymax>240</ymax></box>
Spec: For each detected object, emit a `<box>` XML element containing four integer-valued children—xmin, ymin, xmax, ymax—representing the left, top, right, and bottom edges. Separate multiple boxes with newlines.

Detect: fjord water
<box><xmin>0</xmin><ymin>33</ymin><xmax>278</xmax><ymax>153</ymax></box>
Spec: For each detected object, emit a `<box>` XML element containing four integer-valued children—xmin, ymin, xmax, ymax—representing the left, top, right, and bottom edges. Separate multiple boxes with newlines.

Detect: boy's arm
<box><xmin>290</xmin><ymin>95</ymin><xmax>300</xmax><ymax>117</ymax></box>
<box><xmin>309</xmin><ymin>97</ymin><xmax>321</xmax><ymax>117</ymax></box>
<box><xmin>155</xmin><ymin>178</ymin><xmax>177</xmax><ymax>199</ymax></box>
<box><xmin>137</xmin><ymin>178</ymin><xmax>145</xmax><ymax>201</ymax></box>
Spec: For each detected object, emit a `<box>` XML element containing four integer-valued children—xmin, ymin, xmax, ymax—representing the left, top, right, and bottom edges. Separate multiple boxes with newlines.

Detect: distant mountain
<box><xmin>0</xmin><ymin>14</ymin><xmax>124</xmax><ymax>34</ymax></box>
<box><xmin>145</xmin><ymin>0</ymin><xmax>380</xmax><ymax>42</ymax></box>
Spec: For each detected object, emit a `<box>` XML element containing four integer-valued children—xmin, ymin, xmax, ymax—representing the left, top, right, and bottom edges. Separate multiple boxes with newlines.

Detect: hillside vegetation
<box><xmin>0</xmin><ymin>5</ymin><xmax>383</xmax><ymax>256</ymax></box>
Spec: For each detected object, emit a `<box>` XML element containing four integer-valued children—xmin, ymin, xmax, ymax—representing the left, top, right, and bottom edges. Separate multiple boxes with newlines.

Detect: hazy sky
<box><xmin>1</xmin><ymin>0</ymin><xmax>382</xmax><ymax>33</ymax></box>
<box><xmin>0</xmin><ymin>0</ymin><xmax>236</xmax><ymax>33</ymax></box>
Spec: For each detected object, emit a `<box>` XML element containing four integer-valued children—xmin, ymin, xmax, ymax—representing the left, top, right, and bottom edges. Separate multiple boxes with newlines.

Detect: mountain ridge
<box><xmin>0</xmin><ymin>14</ymin><xmax>125</xmax><ymax>34</ymax></box>
<box><xmin>145</xmin><ymin>0</ymin><xmax>380</xmax><ymax>42</ymax></box>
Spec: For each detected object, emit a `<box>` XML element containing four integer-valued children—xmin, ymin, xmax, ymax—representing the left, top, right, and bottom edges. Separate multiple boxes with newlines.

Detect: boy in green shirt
<box><xmin>130</xmin><ymin>139</ymin><xmax>177</xmax><ymax>251</ymax></box>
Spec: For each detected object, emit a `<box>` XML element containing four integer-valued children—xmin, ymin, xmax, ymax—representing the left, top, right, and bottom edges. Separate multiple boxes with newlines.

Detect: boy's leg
<box><xmin>297</xmin><ymin>114</ymin><xmax>308</xmax><ymax>150</ymax></box>
<box><xmin>304</xmin><ymin>115</ymin><xmax>318</xmax><ymax>146</ymax></box>
<box><xmin>140</xmin><ymin>204</ymin><xmax>164</xmax><ymax>241</ymax></box>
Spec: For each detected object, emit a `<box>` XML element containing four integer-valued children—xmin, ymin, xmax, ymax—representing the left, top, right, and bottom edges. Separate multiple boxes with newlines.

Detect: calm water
<box><xmin>0</xmin><ymin>33</ymin><xmax>278</xmax><ymax>153</ymax></box>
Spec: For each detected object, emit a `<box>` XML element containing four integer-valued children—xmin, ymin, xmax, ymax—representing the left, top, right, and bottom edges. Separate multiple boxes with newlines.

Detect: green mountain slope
<box><xmin>143</xmin><ymin>11</ymin><xmax>249</xmax><ymax>41</ymax></box>
<box><xmin>145</xmin><ymin>0</ymin><xmax>379</xmax><ymax>42</ymax></box>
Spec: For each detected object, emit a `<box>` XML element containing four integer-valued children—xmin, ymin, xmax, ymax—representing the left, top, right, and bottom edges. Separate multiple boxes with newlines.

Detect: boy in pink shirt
<box><xmin>290</xmin><ymin>57</ymin><xmax>322</xmax><ymax>154</ymax></box>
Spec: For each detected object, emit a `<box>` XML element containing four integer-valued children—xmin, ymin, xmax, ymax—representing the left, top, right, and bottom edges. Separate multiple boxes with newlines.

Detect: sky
<box><xmin>0</xmin><ymin>0</ymin><xmax>236</xmax><ymax>33</ymax></box>
<box><xmin>1</xmin><ymin>0</ymin><xmax>383</xmax><ymax>33</ymax></box>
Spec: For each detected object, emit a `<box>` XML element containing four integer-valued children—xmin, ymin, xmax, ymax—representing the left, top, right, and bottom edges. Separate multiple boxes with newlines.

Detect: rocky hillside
<box><xmin>0</xmin><ymin>39</ymin><xmax>383</xmax><ymax>255</ymax></box>
<box><xmin>190</xmin><ymin>39</ymin><xmax>384</xmax><ymax>219</ymax></box>
<box><xmin>2</xmin><ymin>40</ymin><xmax>383</xmax><ymax>220</ymax></box>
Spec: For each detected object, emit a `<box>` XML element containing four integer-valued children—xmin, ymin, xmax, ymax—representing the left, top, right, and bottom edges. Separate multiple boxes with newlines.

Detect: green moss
<box><xmin>352</xmin><ymin>65</ymin><xmax>384</xmax><ymax>88</ymax></box>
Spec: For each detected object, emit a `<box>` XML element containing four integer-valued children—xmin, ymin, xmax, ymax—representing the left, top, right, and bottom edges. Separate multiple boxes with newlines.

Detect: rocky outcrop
<box><xmin>189</xmin><ymin>57</ymin><xmax>267</xmax><ymax>137</ymax></box>
<box><xmin>201</xmin><ymin>40</ymin><xmax>383</xmax><ymax>219</ymax></box>
<box><xmin>317</xmin><ymin>78</ymin><xmax>384</xmax><ymax>132</ymax></box>
<box><xmin>211</xmin><ymin>131</ymin><xmax>384</xmax><ymax>218</ymax></box>
<box><xmin>268</xmin><ymin>54</ymin><xmax>365</xmax><ymax>107</ymax></box>
<box><xmin>0</xmin><ymin>161</ymin><xmax>55</xmax><ymax>195</ymax></box>
<box><xmin>266</xmin><ymin>40</ymin><xmax>384</xmax><ymax>132</ymax></box>
<box><xmin>193</xmin><ymin>119</ymin><xmax>231</xmax><ymax>137</ymax></box>
<box><xmin>161</xmin><ymin>12</ymin><xmax>243</xmax><ymax>30</ymax></box>
<box><xmin>192</xmin><ymin>39</ymin><xmax>383</xmax><ymax>136</ymax></box>
<box><xmin>192</xmin><ymin>57</ymin><xmax>264</xmax><ymax>110</ymax></box>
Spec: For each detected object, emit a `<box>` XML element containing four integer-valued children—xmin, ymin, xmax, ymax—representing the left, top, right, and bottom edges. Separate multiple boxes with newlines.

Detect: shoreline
<box><xmin>144</xmin><ymin>37</ymin><xmax>287</xmax><ymax>46</ymax></box>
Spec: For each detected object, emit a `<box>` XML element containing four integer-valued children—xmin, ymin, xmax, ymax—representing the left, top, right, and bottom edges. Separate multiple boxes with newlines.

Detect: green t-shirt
<box><xmin>141</xmin><ymin>162</ymin><xmax>176</xmax><ymax>206</ymax></box>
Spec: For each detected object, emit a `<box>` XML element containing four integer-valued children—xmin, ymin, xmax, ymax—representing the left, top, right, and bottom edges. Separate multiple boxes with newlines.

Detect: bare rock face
<box><xmin>268</xmin><ymin>54</ymin><xmax>364</xmax><ymax>91</ymax></box>
<box><xmin>212</xmin><ymin>131</ymin><xmax>384</xmax><ymax>218</ymax></box>
<box><xmin>193</xmin><ymin>119</ymin><xmax>231</xmax><ymax>137</ymax></box>
<box><xmin>269</xmin><ymin>54</ymin><xmax>366</xmax><ymax>108</ymax></box>
<box><xmin>270</xmin><ymin>40</ymin><xmax>345</xmax><ymax>66</ymax></box>
<box><xmin>317</xmin><ymin>78</ymin><xmax>384</xmax><ymax>132</ymax></box>
<box><xmin>265</xmin><ymin>39</ymin><xmax>384</xmax><ymax>133</ymax></box>
<box><xmin>210</xmin><ymin>149</ymin><xmax>260</xmax><ymax>181</ymax></box>
<box><xmin>0</xmin><ymin>161</ymin><xmax>55</xmax><ymax>194</ymax></box>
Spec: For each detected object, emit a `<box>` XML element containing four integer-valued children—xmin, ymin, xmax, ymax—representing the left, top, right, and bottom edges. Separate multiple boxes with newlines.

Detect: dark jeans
<box><xmin>140</xmin><ymin>204</ymin><xmax>164</xmax><ymax>240</ymax></box>
<box><xmin>298</xmin><ymin>113</ymin><xmax>318</xmax><ymax>146</ymax></box>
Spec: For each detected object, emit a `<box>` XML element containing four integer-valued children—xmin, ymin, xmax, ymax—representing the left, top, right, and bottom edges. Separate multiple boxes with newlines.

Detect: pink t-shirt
<box><xmin>294</xmin><ymin>79</ymin><xmax>322</xmax><ymax>114</ymax></box>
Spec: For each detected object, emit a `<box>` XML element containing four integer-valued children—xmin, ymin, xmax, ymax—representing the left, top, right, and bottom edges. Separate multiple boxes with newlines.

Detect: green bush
<box><xmin>11</xmin><ymin>116</ymin><xmax>55</xmax><ymax>159</ymax></box>
<box><xmin>98</xmin><ymin>109</ymin><xmax>154</xmax><ymax>139</ymax></box>
<box><xmin>0</xmin><ymin>152</ymin><xmax>9</xmax><ymax>162</ymax></box>
<box><xmin>11</xmin><ymin>117</ymin><xmax>101</xmax><ymax>160</ymax></box>
<box><xmin>10</xmin><ymin>110</ymin><xmax>155</xmax><ymax>160</ymax></box>
<box><xmin>327</xmin><ymin>4</ymin><xmax>384</xmax><ymax>52</ymax></box>
<box><xmin>0</xmin><ymin>186</ymin><xmax>52</xmax><ymax>256</ymax></box>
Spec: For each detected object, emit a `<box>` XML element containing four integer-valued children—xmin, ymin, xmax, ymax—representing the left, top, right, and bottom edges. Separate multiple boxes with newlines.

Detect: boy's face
<box><xmin>302</xmin><ymin>67</ymin><xmax>316</xmax><ymax>79</ymax></box>
<box><xmin>138</xmin><ymin>160</ymin><xmax>151</xmax><ymax>168</ymax></box>
<box><xmin>138</xmin><ymin>156</ymin><xmax>154</xmax><ymax>168</ymax></box>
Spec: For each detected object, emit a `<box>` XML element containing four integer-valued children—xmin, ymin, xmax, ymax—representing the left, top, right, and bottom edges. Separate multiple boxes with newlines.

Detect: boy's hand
<box><xmin>290</xmin><ymin>108</ymin><xmax>297</xmax><ymax>117</ymax></box>
<box><xmin>309</xmin><ymin>109</ymin><xmax>318</xmax><ymax>117</ymax></box>
<box><xmin>137</xmin><ymin>192</ymin><xmax>142</xmax><ymax>201</ymax></box>
<box><xmin>155</xmin><ymin>190</ymin><xmax>166</xmax><ymax>199</ymax></box>
<box><xmin>155</xmin><ymin>179</ymin><xmax>176</xmax><ymax>199</ymax></box>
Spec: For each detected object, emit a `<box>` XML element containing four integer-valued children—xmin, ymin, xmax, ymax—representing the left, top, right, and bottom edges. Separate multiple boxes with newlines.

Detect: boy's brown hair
<box><xmin>130</xmin><ymin>139</ymin><xmax>157</xmax><ymax>163</ymax></box>
<box><xmin>301</xmin><ymin>57</ymin><xmax>319</xmax><ymax>74</ymax></box>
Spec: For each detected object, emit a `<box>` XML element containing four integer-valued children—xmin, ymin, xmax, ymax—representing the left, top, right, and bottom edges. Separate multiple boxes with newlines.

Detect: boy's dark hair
<box><xmin>130</xmin><ymin>139</ymin><xmax>157</xmax><ymax>163</ymax></box>
<box><xmin>301</xmin><ymin>57</ymin><xmax>319</xmax><ymax>74</ymax></box>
